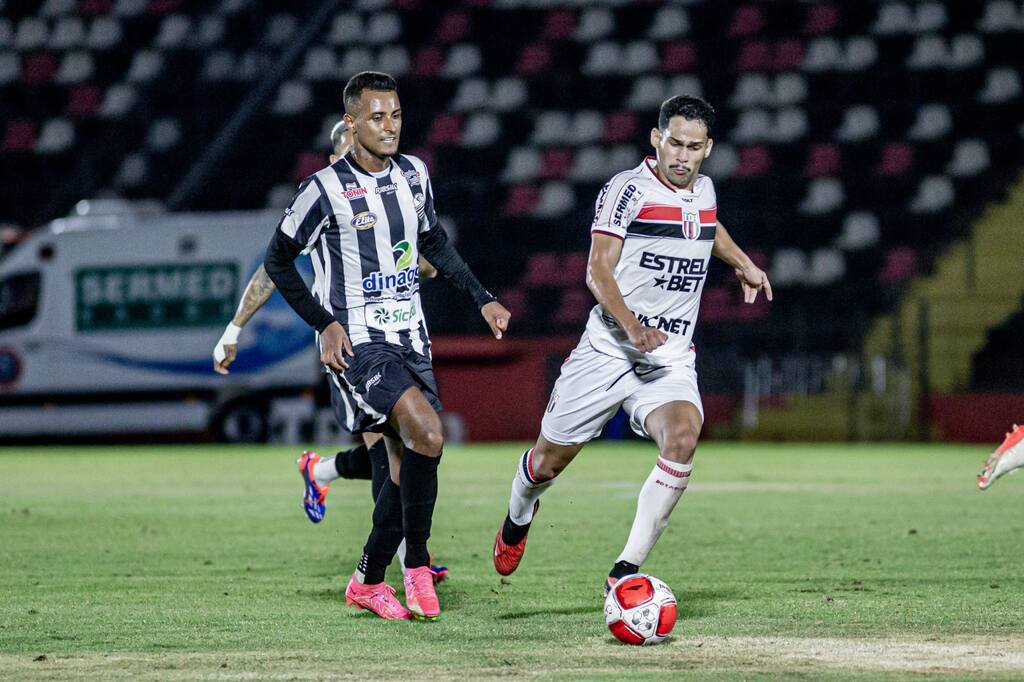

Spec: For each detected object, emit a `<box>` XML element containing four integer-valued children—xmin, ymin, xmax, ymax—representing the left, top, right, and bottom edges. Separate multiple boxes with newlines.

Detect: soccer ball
<box><xmin>604</xmin><ymin>574</ymin><xmax>678</xmax><ymax>645</ymax></box>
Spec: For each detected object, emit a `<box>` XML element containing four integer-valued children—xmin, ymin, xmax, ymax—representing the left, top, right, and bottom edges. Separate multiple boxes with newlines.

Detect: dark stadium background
<box><xmin>1</xmin><ymin>0</ymin><xmax>1021</xmax><ymax>443</ymax></box>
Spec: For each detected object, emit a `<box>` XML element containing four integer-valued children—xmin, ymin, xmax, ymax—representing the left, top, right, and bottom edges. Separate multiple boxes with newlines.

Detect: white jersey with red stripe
<box><xmin>585</xmin><ymin>156</ymin><xmax>717</xmax><ymax>362</ymax></box>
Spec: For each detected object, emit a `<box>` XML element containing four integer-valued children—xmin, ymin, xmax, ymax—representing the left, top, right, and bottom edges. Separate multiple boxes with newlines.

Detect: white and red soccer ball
<box><xmin>604</xmin><ymin>574</ymin><xmax>678</xmax><ymax>645</ymax></box>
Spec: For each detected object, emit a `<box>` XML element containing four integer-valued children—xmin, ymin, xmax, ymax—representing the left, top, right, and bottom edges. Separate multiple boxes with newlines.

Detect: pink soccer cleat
<box><xmin>403</xmin><ymin>566</ymin><xmax>440</xmax><ymax>621</ymax></box>
<box><xmin>978</xmin><ymin>424</ymin><xmax>1024</xmax><ymax>491</ymax></box>
<box><xmin>344</xmin><ymin>574</ymin><xmax>410</xmax><ymax>620</ymax></box>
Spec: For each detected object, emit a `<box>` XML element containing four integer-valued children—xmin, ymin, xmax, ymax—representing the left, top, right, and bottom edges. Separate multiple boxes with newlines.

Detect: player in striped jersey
<box><xmin>265</xmin><ymin>72</ymin><xmax>510</xmax><ymax>620</ymax></box>
<box><xmin>492</xmin><ymin>96</ymin><xmax>772</xmax><ymax>594</ymax></box>
<box><xmin>211</xmin><ymin>120</ymin><xmax>448</xmax><ymax>582</ymax></box>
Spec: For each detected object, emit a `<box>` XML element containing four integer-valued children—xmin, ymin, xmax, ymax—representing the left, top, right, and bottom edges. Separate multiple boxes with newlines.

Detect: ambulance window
<box><xmin>0</xmin><ymin>273</ymin><xmax>41</xmax><ymax>331</ymax></box>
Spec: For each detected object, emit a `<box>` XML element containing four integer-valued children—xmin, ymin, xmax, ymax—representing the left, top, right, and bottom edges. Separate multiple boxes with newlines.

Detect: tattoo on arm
<box><xmin>231</xmin><ymin>265</ymin><xmax>277</xmax><ymax>326</ymax></box>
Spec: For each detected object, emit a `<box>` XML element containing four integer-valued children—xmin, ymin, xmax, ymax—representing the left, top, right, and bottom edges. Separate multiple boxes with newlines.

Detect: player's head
<box><xmin>342</xmin><ymin>71</ymin><xmax>401</xmax><ymax>160</ymax></box>
<box><xmin>328</xmin><ymin>120</ymin><xmax>353</xmax><ymax>164</ymax></box>
<box><xmin>650</xmin><ymin>95</ymin><xmax>715</xmax><ymax>190</ymax></box>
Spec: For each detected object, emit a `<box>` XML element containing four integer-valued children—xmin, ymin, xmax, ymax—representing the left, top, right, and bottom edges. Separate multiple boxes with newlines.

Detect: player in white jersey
<box><xmin>492</xmin><ymin>96</ymin><xmax>773</xmax><ymax>592</ymax></box>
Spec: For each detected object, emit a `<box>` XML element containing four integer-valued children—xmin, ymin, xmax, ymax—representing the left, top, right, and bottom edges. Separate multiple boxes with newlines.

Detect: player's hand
<box><xmin>734</xmin><ymin>264</ymin><xmax>773</xmax><ymax>304</ymax></box>
<box><xmin>213</xmin><ymin>323</ymin><xmax>242</xmax><ymax>375</ymax></box>
<box><xmin>625</xmin><ymin>323</ymin><xmax>668</xmax><ymax>353</ymax></box>
<box><xmin>481</xmin><ymin>301</ymin><xmax>511</xmax><ymax>340</ymax></box>
<box><xmin>320</xmin><ymin>321</ymin><xmax>354</xmax><ymax>371</ymax></box>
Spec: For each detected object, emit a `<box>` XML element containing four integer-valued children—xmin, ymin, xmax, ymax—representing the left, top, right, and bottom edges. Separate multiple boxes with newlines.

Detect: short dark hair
<box><xmin>343</xmin><ymin>71</ymin><xmax>398</xmax><ymax>114</ymax></box>
<box><xmin>658</xmin><ymin>95</ymin><xmax>715</xmax><ymax>134</ymax></box>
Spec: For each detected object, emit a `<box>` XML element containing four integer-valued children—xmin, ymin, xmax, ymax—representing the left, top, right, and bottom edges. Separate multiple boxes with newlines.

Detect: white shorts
<box><xmin>540</xmin><ymin>333</ymin><xmax>704</xmax><ymax>445</ymax></box>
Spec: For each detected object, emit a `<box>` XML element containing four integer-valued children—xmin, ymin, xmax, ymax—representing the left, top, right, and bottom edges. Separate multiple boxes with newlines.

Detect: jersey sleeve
<box><xmin>277</xmin><ymin>176</ymin><xmax>332</xmax><ymax>254</ymax></box>
<box><xmin>591</xmin><ymin>174</ymin><xmax>643</xmax><ymax>240</ymax></box>
<box><xmin>411</xmin><ymin>157</ymin><xmax>438</xmax><ymax>234</ymax></box>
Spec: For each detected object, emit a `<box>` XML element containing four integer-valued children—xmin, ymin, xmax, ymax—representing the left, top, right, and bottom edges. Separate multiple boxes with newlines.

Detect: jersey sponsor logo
<box><xmin>640</xmin><ymin>252</ymin><xmax>708</xmax><ymax>292</ymax></box>
<box><xmin>369</xmin><ymin>300</ymin><xmax>418</xmax><ymax>331</ymax></box>
<box><xmin>403</xmin><ymin>169</ymin><xmax>421</xmax><ymax>186</ymax></box>
<box><xmin>350</xmin><ymin>211</ymin><xmax>377</xmax><ymax>230</ymax></box>
<box><xmin>375</xmin><ymin>182</ymin><xmax>399</xmax><ymax>194</ymax></box>
<box><xmin>635</xmin><ymin>312</ymin><xmax>692</xmax><ymax>336</ymax></box>
<box><xmin>342</xmin><ymin>187</ymin><xmax>367</xmax><ymax>199</ymax></box>
<box><xmin>361</xmin><ymin>240</ymin><xmax>419</xmax><ymax>292</ymax></box>
<box><xmin>612</xmin><ymin>183</ymin><xmax>640</xmax><ymax>228</ymax></box>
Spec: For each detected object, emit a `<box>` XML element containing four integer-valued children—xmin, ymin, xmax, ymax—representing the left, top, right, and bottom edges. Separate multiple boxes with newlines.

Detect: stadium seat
<box><xmin>804</xmin><ymin>144</ymin><xmax>842</xmax><ymax>178</ymax></box>
<box><xmin>66</xmin><ymin>84</ymin><xmax>101</xmax><ymax>116</ymax></box>
<box><xmin>878</xmin><ymin>247</ymin><xmax>918</xmax><ymax>283</ymax></box>
<box><xmin>835</xmin><ymin>212</ymin><xmax>880</xmax><ymax>251</ymax></box>
<box><xmin>877</xmin><ymin>143</ymin><xmax>913</xmax><ymax>177</ymax></box>
<box><xmin>799</xmin><ymin>177</ymin><xmax>845</xmax><ymax>215</ymax></box>
<box><xmin>946</xmin><ymin>139</ymin><xmax>990</xmax><ymax>177</ymax></box>
<box><xmin>442</xmin><ymin>44</ymin><xmax>481</xmax><ymax>78</ymax></box>
<box><xmin>833</xmin><ymin>105</ymin><xmax>879</xmax><ymax>142</ymax></box>
<box><xmin>729</xmin><ymin>6</ymin><xmax>765</xmax><ymax>37</ymax></box>
<box><xmin>50</xmin><ymin>17</ymin><xmax>85</xmax><ymax>49</ymax></box>
<box><xmin>35</xmin><ymin>118</ymin><xmax>74</xmax><ymax>154</ymax></box>
<box><xmin>15</xmin><ymin>19</ymin><xmax>48</xmax><ymax>51</ymax></box>
<box><xmin>502</xmin><ymin>147</ymin><xmax>542</xmax><ymax>184</ymax></box>
<box><xmin>125</xmin><ymin>50</ymin><xmax>163</xmax><ymax>81</ymax></box>
<box><xmin>532</xmin><ymin>181</ymin><xmax>575</xmax><ymax>219</ymax></box>
<box><xmin>648</xmin><ymin>6</ymin><xmax>690</xmax><ymax>40</ymax></box>
<box><xmin>85</xmin><ymin>16</ymin><xmax>121</xmax><ymax>50</ymax></box>
<box><xmin>541</xmin><ymin>9</ymin><xmax>575</xmax><ymax>41</ymax></box>
<box><xmin>907</xmin><ymin>103</ymin><xmax>952</xmax><ymax>140</ymax></box>
<box><xmin>977</xmin><ymin>1</ymin><xmax>1024</xmax><ymax>32</ymax></box>
<box><xmin>803</xmin><ymin>3</ymin><xmax>839</xmax><ymax>36</ymax></box>
<box><xmin>460</xmin><ymin>113</ymin><xmax>501</xmax><ymax>148</ymax></box>
<box><xmin>977</xmin><ymin>66</ymin><xmax>1021</xmax><ymax>103</ymax></box>
<box><xmin>436</xmin><ymin>11</ymin><xmax>470</xmax><ymax>44</ymax></box>
<box><xmin>155</xmin><ymin>15</ymin><xmax>190</xmax><ymax>49</ymax></box>
<box><xmin>908</xmin><ymin>175</ymin><xmax>954</xmax><ymax>213</ymax></box>
<box><xmin>271</xmin><ymin>81</ymin><xmax>311</xmax><ymax>116</ymax></box>
<box><xmin>146</xmin><ymin>118</ymin><xmax>182</xmax><ymax>151</ymax></box>
<box><xmin>502</xmin><ymin>184</ymin><xmax>539</xmax><ymax>218</ymax></box>
<box><xmin>734</xmin><ymin>145</ymin><xmax>772</xmax><ymax>178</ymax></box>
<box><xmin>55</xmin><ymin>51</ymin><xmax>94</xmax><ymax>84</ymax></box>
<box><xmin>574</xmin><ymin>8</ymin><xmax>613</xmax><ymax>42</ymax></box>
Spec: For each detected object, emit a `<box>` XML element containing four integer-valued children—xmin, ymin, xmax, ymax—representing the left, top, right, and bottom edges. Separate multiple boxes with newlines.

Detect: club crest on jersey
<box><xmin>681</xmin><ymin>211</ymin><xmax>700</xmax><ymax>240</ymax></box>
<box><xmin>351</xmin><ymin>211</ymin><xmax>377</xmax><ymax>230</ymax></box>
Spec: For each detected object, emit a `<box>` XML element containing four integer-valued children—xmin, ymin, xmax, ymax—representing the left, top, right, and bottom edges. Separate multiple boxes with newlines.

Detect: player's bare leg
<box><xmin>606</xmin><ymin>400</ymin><xmax>700</xmax><ymax>593</ymax></box>
<box><xmin>493</xmin><ymin>436</ymin><xmax>584</xmax><ymax>575</ymax></box>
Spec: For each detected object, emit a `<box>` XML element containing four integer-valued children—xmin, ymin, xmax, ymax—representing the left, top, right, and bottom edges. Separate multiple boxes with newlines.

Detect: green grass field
<box><xmin>2</xmin><ymin>442</ymin><xmax>1023</xmax><ymax>680</ymax></box>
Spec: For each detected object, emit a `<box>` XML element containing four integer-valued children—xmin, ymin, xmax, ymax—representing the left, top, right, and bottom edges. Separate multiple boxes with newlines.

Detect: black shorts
<box><xmin>327</xmin><ymin>342</ymin><xmax>442</xmax><ymax>435</ymax></box>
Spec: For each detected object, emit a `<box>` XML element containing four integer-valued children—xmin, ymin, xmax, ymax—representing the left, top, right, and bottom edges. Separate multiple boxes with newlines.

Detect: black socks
<box><xmin>358</xmin><ymin>478</ymin><xmax>404</xmax><ymax>584</ymax></box>
<box><xmin>366</xmin><ymin>439</ymin><xmax>389</xmax><ymax>502</ymax></box>
<box><xmin>501</xmin><ymin>514</ymin><xmax>531</xmax><ymax>546</ymax></box>
<box><xmin>398</xmin><ymin>449</ymin><xmax>440</xmax><ymax>569</ymax></box>
<box><xmin>334</xmin><ymin>442</ymin><xmax>373</xmax><ymax>480</ymax></box>
<box><xmin>609</xmin><ymin>560</ymin><xmax>640</xmax><ymax>580</ymax></box>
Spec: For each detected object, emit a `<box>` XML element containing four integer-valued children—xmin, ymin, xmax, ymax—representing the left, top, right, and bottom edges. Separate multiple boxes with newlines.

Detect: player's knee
<box><xmin>659</xmin><ymin>428</ymin><xmax>698</xmax><ymax>464</ymax></box>
<box><xmin>533</xmin><ymin>447</ymin><xmax>573</xmax><ymax>480</ymax></box>
<box><xmin>408</xmin><ymin>422</ymin><xmax>444</xmax><ymax>457</ymax></box>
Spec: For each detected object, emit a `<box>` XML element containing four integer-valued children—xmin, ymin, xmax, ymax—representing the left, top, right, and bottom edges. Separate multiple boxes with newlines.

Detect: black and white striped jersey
<box><xmin>276</xmin><ymin>152</ymin><xmax>436</xmax><ymax>356</ymax></box>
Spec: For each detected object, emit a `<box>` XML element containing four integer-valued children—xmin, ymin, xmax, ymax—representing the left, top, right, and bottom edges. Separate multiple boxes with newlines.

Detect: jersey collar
<box><xmin>344</xmin><ymin>151</ymin><xmax>395</xmax><ymax>178</ymax></box>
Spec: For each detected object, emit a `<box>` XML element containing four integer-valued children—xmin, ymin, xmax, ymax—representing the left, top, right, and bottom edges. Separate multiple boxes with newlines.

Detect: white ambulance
<box><xmin>0</xmin><ymin>201</ymin><xmax>321</xmax><ymax>441</ymax></box>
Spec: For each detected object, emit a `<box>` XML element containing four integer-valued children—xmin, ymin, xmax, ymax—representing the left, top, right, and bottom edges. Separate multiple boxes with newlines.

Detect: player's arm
<box><xmin>712</xmin><ymin>220</ymin><xmax>773</xmax><ymax>304</ymax></box>
<box><xmin>417</xmin><ymin>224</ymin><xmax>509</xmax><ymax>339</ymax></box>
<box><xmin>587</xmin><ymin>233</ymin><xmax>667</xmax><ymax>353</ymax></box>
<box><xmin>213</xmin><ymin>265</ymin><xmax>277</xmax><ymax>374</ymax></box>
<box><xmin>263</xmin><ymin>180</ymin><xmax>352</xmax><ymax>370</ymax></box>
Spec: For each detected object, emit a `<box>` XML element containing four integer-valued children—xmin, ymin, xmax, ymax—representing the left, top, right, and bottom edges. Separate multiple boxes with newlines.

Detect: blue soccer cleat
<box><xmin>297</xmin><ymin>451</ymin><xmax>330</xmax><ymax>523</ymax></box>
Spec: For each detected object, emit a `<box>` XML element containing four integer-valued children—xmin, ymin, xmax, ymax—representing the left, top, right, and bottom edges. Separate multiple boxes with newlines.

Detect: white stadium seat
<box><xmin>451</xmin><ymin>78</ymin><xmax>489</xmax><ymax>112</ymax></box>
<box><xmin>126</xmin><ymin>51</ymin><xmax>164</xmax><ymax>82</ymax></box>
<box><xmin>339</xmin><ymin>47</ymin><xmax>373</xmax><ymax>76</ymax></box>
<box><xmin>41</xmin><ymin>0</ymin><xmax>75</xmax><ymax>18</ymax></box>
<box><xmin>460</xmin><ymin>113</ymin><xmax>501</xmax><ymax>148</ymax></box>
<box><xmin>700</xmin><ymin>142</ymin><xmax>738</xmax><ymax>179</ymax></box>
<box><xmin>907</xmin><ymin>103</ymin><xmax>952</xmax><ymax>140</ymax></box>
<box><xmin>300</xmin><ymin>46</ymin><xmax>337</xmax><ymax>81</ymax></box>
<box><xmin>35</xmin><ymin>118</ymin><xmax>75</xmax><ymax>154</ymax></box>
<box><xmin>946</xmin><ymin>139</ymin><xmax>990</xmax><ymax>177</ymax></box>
<box><xmin>532</xmin><ymin>182</ymin><xmax>575</xmax><ymax>219</ymax></box>
<box><xmin>835</xmin><ymin>212</ymin><xmax>881</xmax><ymax>251</ymax></box>
<box><xmin>977</xmin><ymin>1</ymin><xmax>1024</xmax><ymax>32</ymax></box>
<box><xmin>574</xmin><ymin>8</ymin><xmax>613</xmax><ymax>42</ymax></box>
<box><xmin>491</xmin><ymin>78</ymin><xmax>527</xmax><ymax>112</ymax></box>
<box><xmin>271</xmin><ymin>80</ymin><xmax>312</xmax><ymax>116</ymax></box>
<box><xmin>50</xmin><ymin>18</ymin><xmax>85</xmax><ymax>50</ymax></box>
<box><xmin>115</xmin><ymin>0</ymin><xmax>149</xmax><ymax>17</ymax></box>
<box><xmin>568</xmin><ymin>110</ymin><xmax>604</xmax><ymax>145</ymax></box>
<box><xmin>531</xmin><ymin>111</ymin><xmax>571</xmax><ymax>146</ymax></box>
<box><xmin>442</xmin><ymin>44</ymin><xmax>481</xmax><ymax>78</ymax></box>
<box><xmin>0</xmin><ymin>52</ymin><xmax>18</xmax><ymax>84</ymax></box>
<box><xmin>86</xmin><ymin>17</ymin><xmax>122</xmax><ymax>51</ymax></box>
<box><xmin>99</xmin><ymin>83</ymin><xmax>137</xmax><ymax>118</ymax></box>
<box><xmin>977</xmin><ymin>66</ymin><xmax>1022</xmax><ymax>103</ymax></box>
<box><xmin>909</xmin><ymin>176</ymin><xmax>954</xmax><ymax>213</ymax></box>
<box><xmin>376</xmin><ymin>46</ymin><xmax>409</xmax><ymax>77</ymax></box>
<box><xmin>146</xmin><ymin>118</ymin><xmax>183</xmax><ymax>152</ymax></box>
<box><xmin>366</xmin><ymin>13</ymin><xmax>401</xmax><ymax>44</ymax></box>
<box><xmin>833</xmin><ymin>105</ymin><xmax>879</xmax><ymax>142</ymax></box>
<box><xmin>14</xmin><ymin>18</ymin><xmax>48</xmax><ymax>51</ymax></box>
<box><xmin>799</xmin><ymin>178</ymin><xmax>845</xmax><ymax>215</ymax></box>
<box><xmin>264</xmin><ymin>14</ymin><xmax>298</xmax><ymax>47</ymax></box>
<box><xmin>156</xmin><ymin>16</ymin><xmax>191</xmax><ymax>50</ymax></box>
<box><xmin>55</xmin><ymin>51</ymin><xmax>94</xmax><ymax>84</ymax></box>
<box><xmin>647</xmin><ymin>7</ymin><xmax>690</xmax><ymax>39</ymax></box>
<box><xmin>501</xmin><ymin>147</ymin><xmax>542</xmax><ymax>183</ymax></box>
<box><xmin>328</xmin><ymin>13</ymin><xmax>362</xmax><ymax>46</ymax></box>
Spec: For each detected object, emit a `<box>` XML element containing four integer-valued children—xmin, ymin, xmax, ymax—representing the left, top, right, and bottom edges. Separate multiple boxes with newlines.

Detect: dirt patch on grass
<box><xmin>3</xmin><ymin>637</ymin><xmax>1023</xmax><ymax>680</ymax></box>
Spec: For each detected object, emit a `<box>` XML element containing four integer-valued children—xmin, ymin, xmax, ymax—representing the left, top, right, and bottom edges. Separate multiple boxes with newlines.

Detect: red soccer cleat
<box><xmin>978</xmin><ymin>424</ymin><xmax>1024</xmax><ymax>491</ymax></box>
<box><xmin>492</xmin><ymin>501</ymin><xmax>539</xmax><ymax>576</ymax></box>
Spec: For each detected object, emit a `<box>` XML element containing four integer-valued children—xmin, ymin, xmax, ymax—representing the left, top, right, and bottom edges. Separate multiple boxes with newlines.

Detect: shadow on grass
<box><xmin>676</xmin><ymin>588</ymin><xmax>741</xmax><ymax>620</ymax></box>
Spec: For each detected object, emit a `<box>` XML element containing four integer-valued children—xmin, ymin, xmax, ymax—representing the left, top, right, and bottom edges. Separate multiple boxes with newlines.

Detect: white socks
<box><xmin>312</xmin><ymin>456</ymin><xmax>339</xmax><ymax>488</ymax></box>
<box><xmin>397</xmin><ymin>539</ymin><xmax>407</xmax><ymax>573</ymax></box>
<box><xmin>508</xmin><ymin>448</ymin><xmax>555</xmax><ymax>525</ymax></box>
<box><xmin>617</xmin><ymin>456</ymin><xmax>691</xmax><ymax>567</ymax></box>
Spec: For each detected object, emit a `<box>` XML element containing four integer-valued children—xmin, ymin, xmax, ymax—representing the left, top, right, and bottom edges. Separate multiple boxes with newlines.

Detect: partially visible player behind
<box><xmin>977</xmin><ymin>424</ymin><xmax>1024</xmax><ymax>490</ymax></box>
<box><xmin>491</xmin><ymin>95</ymin><xmax>772</xmax><ymax>594</ymax></box>
<box><xmin>211</xmin><ymin>118</ymin><xmax>447</xmax><ymax>580</ymax></box>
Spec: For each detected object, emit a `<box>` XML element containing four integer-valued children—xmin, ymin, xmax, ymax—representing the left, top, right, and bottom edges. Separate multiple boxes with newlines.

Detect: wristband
<box><xmin>214</xmin><ymin>323</ymin><xmax>243</xmax><ymax>363</ymax></box>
